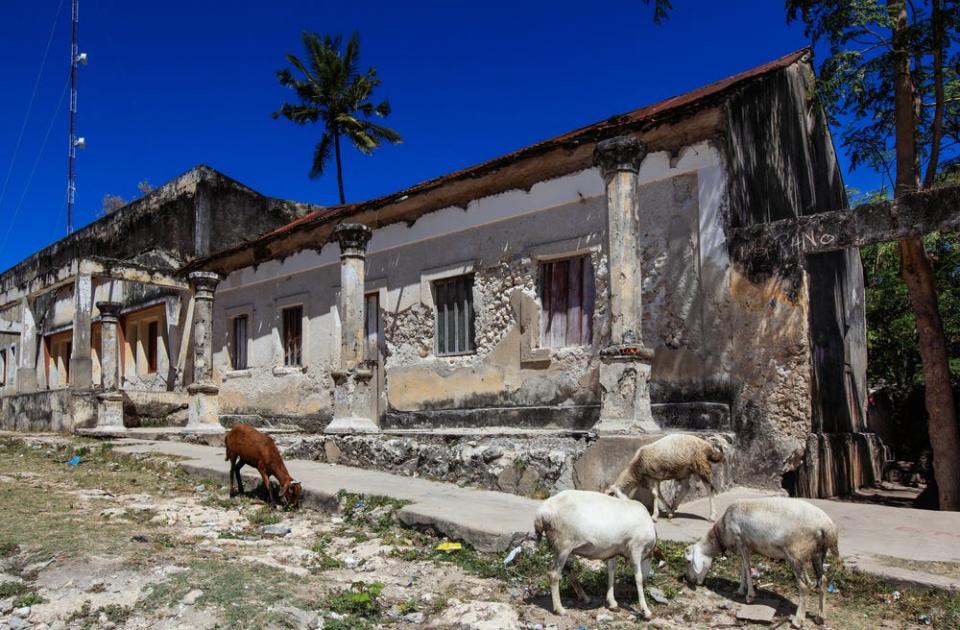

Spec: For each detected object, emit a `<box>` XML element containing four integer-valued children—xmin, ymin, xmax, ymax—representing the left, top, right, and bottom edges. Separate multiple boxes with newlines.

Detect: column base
<box><xmin>328</xmin><ymin>366</ymin><xmax>379</xmax><ymax>434</ymax></box>
<box><xmin>94</xmin><ymin>391</ymin><xmax>126</xmax><ymax>431</ymax></box>
<box><xmin>595</xmin><ymin>344</ymin><xmax>659</xmax><ymax>435</ymax></box>
<box><xmin>187</xmin><ymin>383</ymin><xmax>224</xmax><ymax>433</ymax></box>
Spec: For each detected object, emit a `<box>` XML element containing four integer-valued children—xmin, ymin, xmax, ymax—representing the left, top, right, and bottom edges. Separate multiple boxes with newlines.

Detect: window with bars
<box><xmin>364</xmin><ymin>293</ymin><xmax>379</xmax><ymax>362</ymax></box>
<box><xmin>539</xmin><ymin>255</ymin><xmax>595</xmax><ymax>348</ymax></box>
<box><xmin>434</xmin><ymin>275</ymin><xmax>475</xmax><ymax>356</ymax></box>
<box><xmin>232</xmin><ymin>315</ymin><xmax>249</xmax><ymax>370</ymax></box>
<box><xmin>147</xmin><ymin>321</ymin><xmax>159</xmax><ymax>374</ymax></box>
<box><xmin>282</xmin><ymin>306</ymin><xmax>303</xmax><ymax>366</ymax></box>
<box><xmin>0</xmin><ymin>349</ymin><xmax>5</xmax><ymax>386</ymax></box>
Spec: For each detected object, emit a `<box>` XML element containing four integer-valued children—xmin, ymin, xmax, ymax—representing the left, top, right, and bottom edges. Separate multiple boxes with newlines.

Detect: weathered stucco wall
<box><xmin>213</xmin><ymin>139</ymin><xmax>816</xmax><ymax>488</ymax></box>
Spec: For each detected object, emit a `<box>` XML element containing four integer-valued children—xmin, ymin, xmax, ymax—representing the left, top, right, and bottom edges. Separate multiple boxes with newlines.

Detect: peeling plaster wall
<box><xmin>215</xmin><ymin>139</ymin><xmax>816</xmax><ymax>488</ymax></box>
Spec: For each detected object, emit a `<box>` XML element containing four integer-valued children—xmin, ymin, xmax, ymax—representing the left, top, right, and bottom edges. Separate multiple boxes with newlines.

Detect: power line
<box><xmin>0</xmin><ymin>76</ymin><xmax>70</xmax><ymax>255</ymax></box>
<box><xmin>0</xmin><ymin>0</ymin><xmax>66</xmax><ymax>214</ymax></box>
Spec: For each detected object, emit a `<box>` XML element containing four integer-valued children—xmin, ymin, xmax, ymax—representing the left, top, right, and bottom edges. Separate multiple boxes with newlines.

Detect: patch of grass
<box><xmin>0</xmin><ymin>542</ymin><xmax>18</xmax><ymax>557</ymax></box>
<box><xmin>246</xmin><ymin>506</ymin><xmax>282</xmax><ymax>527</ymax></box>
<box><xmin>309</xmin><ymin>534</ymin><xmax>342</xmax><ymax>571</ymax></box>
<box><xmin>140</xmin><ymin>558</ymin><xmax>310</xmax><ymax>629</ymax></box>
<box><xmin>66</xmin><ymin>601</ymin><xmax>131</xmax><ymax>630</ymax></box>
<box><xmin>323</xmin><ymin>580</ymin><xmax>384</xmax><ymax>617</ymax></box>
<box><xmin>394</xmin><ymin>539</ymin><xmax>553</xmax><ymax>588</ymax></box>
<box><xmin>13</xmin><ymin>591</ymin><xmax>46</xmax><ymax>607</ymax></box>
<box><xmin>0</xmin><ymin>581</ymin><xmax>27</xmax><ymax>598</ymax></box>
<box><xmin>398</xmin><ymin>596</ymin><xmax>420</xmax><ymax>614</ymax></box>
<box><xmin>337</xmin><ymin>491</ymin><xmax>409</xmax><ymax>533</ymax></box>
<box><xmin>650</xmin><ymin>540</ymin><xmax>960</xmax><ymax>629</ymax></box>
<box><xmin>201</xmin><ymin>494</ymin><xmax>239</xmax><ymax>510</ymax></box>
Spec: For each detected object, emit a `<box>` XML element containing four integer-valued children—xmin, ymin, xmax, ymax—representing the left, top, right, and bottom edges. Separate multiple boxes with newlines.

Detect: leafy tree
<box><xmin>788</xmin><ymin>0</ymin><xmax>960</xmax><ymax>509</ymax></box>
<box><xmin>862</xmin><ymin>232</ymin><xmax>960</xmax><ymax>387</ymax></box>
<box><xmin>274</xmin><ymin>31</ymin><xmax>402</xmax><ymax>204</ymax></box>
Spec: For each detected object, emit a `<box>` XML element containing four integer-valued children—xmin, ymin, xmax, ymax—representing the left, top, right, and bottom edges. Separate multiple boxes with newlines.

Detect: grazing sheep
<box><xmin>606</xmin><ymin>433</ymin><xmax>724</xmax><ymax>521</ymax></box>
<box><xmin>685</xmin><ymin>497</ymin><xmax>840</xmax><ymax>628</ymax></box>
<box><xmin>534</xmin><ymin>490</ymin><xmax>657</xmax><ymax>619</ymax></box>
<box><xmin>224</xmin><ymin>424</ymin><xmax>302</xmax><ymax>509</ymax></box>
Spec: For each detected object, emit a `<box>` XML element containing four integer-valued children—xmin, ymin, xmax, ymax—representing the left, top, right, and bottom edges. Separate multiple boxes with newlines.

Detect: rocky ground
<box><xmin>0</xmin><ymin>435</ymin><xmax>956</xmax><ymax>630</ymax></box>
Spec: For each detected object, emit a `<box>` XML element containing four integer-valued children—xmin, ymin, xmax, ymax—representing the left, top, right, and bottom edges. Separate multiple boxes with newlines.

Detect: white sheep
<box><xmin>534</xmin><ymin>489</ymin><xmax>657</xmax><ymax>619</ymax></box>
<box><xmin>685</xmin><ymin>497</ymin><xmax>840</xmax><ymax>628</ymax></box>
<box><xmin>606</xmin><ymin>433</ymin><xmax>724</xmax><ymax>521</ymax></box>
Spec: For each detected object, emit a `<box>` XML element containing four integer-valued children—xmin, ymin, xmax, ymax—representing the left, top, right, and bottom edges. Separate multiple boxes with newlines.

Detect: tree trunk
<box><xmin>891</xmin><ymin>0</ymin><xmax>960</xmax><ymax>510</ymax></box>
<box><xmin>334</xmin><ymin>132</ymin><xmax>345</xmax><ymax>204</ymax></box>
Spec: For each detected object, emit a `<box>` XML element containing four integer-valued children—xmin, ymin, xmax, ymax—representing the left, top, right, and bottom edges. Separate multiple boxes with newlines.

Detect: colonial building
<box><xmin>0</xmin><ymin>49</ymin><xmax>885</xmax><ymax>499</ymax></box>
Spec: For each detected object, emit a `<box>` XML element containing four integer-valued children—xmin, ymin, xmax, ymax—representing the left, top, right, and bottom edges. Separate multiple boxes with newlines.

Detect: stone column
<box><xmin>16</xmin><ymin>297</ymin><xmax>38</xmax><ymax>393</ymax></box>
<box><xmin>94</xmin><ymin>301</ymin><xmax>124</xmax><ymax>430</ymax></box>
<box><xmin>593</xmin><ymin>136</ymin><xmax>658</xmax><ymax>434</ymax></box>
<box><xmin>70</xmin><ymin>273</ymin><xmax>94</xmax><ymax>389</ymax></box>
<box><xmin>186</xmin><ymin>271</ymin><xmax>223</xmax><ymax>432</ymax></box>
<box><xmin>326</xmin><ymin>223</ymin><xmax>378</xmax><ymax>434</ymax></box>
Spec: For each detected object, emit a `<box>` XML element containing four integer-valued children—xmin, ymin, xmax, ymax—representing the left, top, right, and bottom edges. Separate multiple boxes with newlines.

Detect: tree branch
<box><xmin>923</xmin><ymin>0</ymin><xmax>946</xmax><ymax>188</ymax></box>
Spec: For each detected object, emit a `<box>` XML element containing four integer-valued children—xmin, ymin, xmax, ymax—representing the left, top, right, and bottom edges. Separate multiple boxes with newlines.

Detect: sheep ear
<box><xmin>691</xmin><ymin>546</ymin><xmax>706</xmax><ymax>574</ymax></box>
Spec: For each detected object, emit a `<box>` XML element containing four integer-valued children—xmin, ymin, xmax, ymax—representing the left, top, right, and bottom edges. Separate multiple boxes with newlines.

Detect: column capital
<box><xmin>333</xmin><ymin>223</ymin><xmax>373</xmax><ymax>258</ymax></box>
<box><xmin>95</xmin><ymin>301</ymin><xmax>122</xmax><ymax>322</ymax></box>
<box><xmin>188</xmin><ymin>271</ymin><xmax>220</xmax><ymax>299</ymax></box>
<box><xmin>593</xmin><ymin>135</ymin><xmax>647</xmax><ymax>177</ymax></box>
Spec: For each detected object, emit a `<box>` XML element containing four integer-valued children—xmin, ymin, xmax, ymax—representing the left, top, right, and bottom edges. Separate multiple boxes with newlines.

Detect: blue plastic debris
<box><xmin>66</xmin><ymin>455</ymin><xmax>81</xmax><ymax>466</ymax></box>
<box><xmin>827</xmin><ymin>582</ymin><xmax>838</xmax><ymax>593</ymax></box>
<box><xmin>503</xmin><ymin>546</ymin><xmax>522</xmax><ymax>566</ymax></box>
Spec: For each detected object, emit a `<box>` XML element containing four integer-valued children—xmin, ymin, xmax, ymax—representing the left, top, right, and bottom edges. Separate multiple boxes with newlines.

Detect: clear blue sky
<box><xmin>0</xmin><ymin>0</ymin><xmax>881</xmax><ymax>271</ymax></box>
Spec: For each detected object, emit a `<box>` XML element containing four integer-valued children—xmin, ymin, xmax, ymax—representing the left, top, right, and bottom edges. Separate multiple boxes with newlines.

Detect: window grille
<box><xmin>232</xmin><ymin>315</ymin><xmax>248</xmax><ymax>370</ymax></box>
<box><xmin>282</xmin><ymin>306</ymin><xmax>303</xmax><ymax>366</ymax></box>
<box><xmin>434</xmin><ymin>275</ymin><xmax>475</xmax><ymax>356</ymax></box>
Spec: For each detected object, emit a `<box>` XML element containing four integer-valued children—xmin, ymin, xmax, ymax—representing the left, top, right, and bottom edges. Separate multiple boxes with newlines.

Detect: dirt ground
<box><xmin>0</xmin><ymin>435</ymin><xmax>956</xmax><ymax>630</ymax></box>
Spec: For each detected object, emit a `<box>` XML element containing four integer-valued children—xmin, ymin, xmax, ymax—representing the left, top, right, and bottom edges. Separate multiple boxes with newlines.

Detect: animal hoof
<box><xmin>745</xmin><ymin>594</ymin><xmax>755</xmax><ymax>604</ymax></box>
<box><xmin>554</xmin><ymin>607</ymin><xmax>566</xmax><ymax>616</ymax></box>
<box><xmin>607</xmin><ymin>600</ymin><xmax>618</xmax><ymax>610</ymax></box>
<box><xmin>641</xmin><ymin>608</ymin><xmax>653</xmax><ymax>620</ymax></box>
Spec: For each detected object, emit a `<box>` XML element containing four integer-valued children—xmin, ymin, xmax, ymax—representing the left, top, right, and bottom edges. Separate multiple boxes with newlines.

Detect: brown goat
<box><xmin>224</xmin><ymin>424</ymin><xmax>302</xmax><ymax>508</ymax></box>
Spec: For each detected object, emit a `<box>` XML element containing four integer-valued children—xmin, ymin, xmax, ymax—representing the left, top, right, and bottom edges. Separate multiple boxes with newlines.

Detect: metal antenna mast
<box><xmin>66</xmin><ymin>0</ymin><xmax>86</xmax><ymax>235</ymax></box>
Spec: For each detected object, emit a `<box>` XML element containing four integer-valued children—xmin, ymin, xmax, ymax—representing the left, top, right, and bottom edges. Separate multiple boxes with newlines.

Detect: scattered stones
<box><xmin>429</xmin><ymin>601</ymin><xmax>522</xmax><ymax>630</ymax></box>
<box><xmin>403</xmin><ymin>611</ymin><xmax>425</xmax><ymax>624</ymax></box>
<box><xmin>736</xmin><ymin>601</ymin><xmax>778</xmax><ymax>624</ymax></box>
<box><xmin>0</xmin><ymin>597</ymin><xmax>14</xmax><ymax>614</ymax></box>
<box><xmin>13</xmin><ymin>606</ymin><xmax>31</xmax><ymax>618</ymax></box>
<box><xmin>182</xmin><ymin>589</ymin><xmax>204</xmax><ymax>606</ymax></box>
<box><xmin>8</xmin><ymin>615</ymin><xmax>29</xmax><ymax>629</ymax></box>
<box><xmin>260</xmin><ymin>526</ymin><xmax>292</xmax><ymax>537</ymax></box>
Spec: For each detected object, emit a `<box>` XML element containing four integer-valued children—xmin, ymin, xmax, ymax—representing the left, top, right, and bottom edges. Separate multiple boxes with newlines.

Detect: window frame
<box><xmin>432</xmin><ymin>274</ymin><xmax>476</xmax><ymax>357</ymax></box>
<box><xmin>281</xmin><ymin>304</ymin><xmax>304</xmax><ymax>367</ymax></box>
<box><xmin>538</xmin><ymin>253</ymin><xmax>596</xmax><ymax>349</ymax></box>
<box><xmin>231</xmin><ymin>314</ymin><xmax>249</xmax><ymax>371</ymax></box>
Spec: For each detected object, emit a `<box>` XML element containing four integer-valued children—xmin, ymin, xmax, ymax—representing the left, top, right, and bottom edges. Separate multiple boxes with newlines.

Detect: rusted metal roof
<box><xmin>190</xmin><ymin>48</ymin><xmax>811</xmax><ymax>273</ymax></box>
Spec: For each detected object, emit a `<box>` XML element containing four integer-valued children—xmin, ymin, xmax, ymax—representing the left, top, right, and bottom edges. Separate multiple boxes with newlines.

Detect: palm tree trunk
<box><xmin>891</xmin><ymin>0</ymin><xmax>960</xmax><ymax>510</ymax></box>
<box><xmin>334</xmin><ymin>131</ymin><xmax>345</xmax><ymax>204</ymax></box>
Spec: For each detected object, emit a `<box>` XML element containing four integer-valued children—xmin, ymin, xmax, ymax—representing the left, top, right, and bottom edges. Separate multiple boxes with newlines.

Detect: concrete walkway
<box><xmin>110</xmin><ymin>438</ymin><xmax>960</xmax><ymax>591</ymax></box>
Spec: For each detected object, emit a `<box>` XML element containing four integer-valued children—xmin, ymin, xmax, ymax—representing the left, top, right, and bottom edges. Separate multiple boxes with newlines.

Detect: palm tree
<box><xmin>274</xmin><ymin>31</ymin><xmax>401</xmax><ymax>204</ymax></box>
